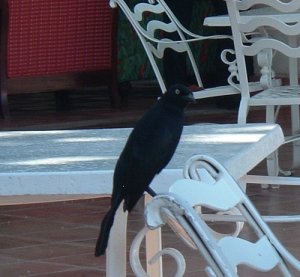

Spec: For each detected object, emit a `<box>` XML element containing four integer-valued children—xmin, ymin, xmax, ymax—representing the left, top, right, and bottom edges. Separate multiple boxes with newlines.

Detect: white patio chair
<box><xmin>224</xmin><ymin>0</ymin><xmax>300</xmax><ymax>177</ymax></box>
<box><xmin>110</xmin><ymin>0</ymin><xmax>285</xmax><ymax>181</ymax></box>
<box><xmin>131</xmin><ymin>155</ymin><xmax>300</xmax><ymax>276</ymax></box>
<box><xmin>109</xmin><ymin>0</ymin><xmax>264</xmax><ymax>100</ymax></box>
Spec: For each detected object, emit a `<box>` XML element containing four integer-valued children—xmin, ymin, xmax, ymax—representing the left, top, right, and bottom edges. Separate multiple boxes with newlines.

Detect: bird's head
<box><xmin>161</xmin><ymin>84</ymin><xmax>195</xmax><ymax>109</ymax></box>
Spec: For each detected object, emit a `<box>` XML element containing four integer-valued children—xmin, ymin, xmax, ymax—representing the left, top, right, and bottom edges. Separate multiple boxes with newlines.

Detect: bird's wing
<box><xmin>114</xmin><ymin>102</ymin><xmax>184</xmax><ymax>211</ymax></box>
<box><xmin>130</xmin><ymin>105</ymin><xmax>183</xmax><ymax>172</ymax></box>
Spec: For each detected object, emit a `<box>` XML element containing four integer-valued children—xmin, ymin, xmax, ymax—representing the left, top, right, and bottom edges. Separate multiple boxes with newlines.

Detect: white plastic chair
<box><xmin>109</xmin><ymin>0</ymin><xmax>264</xmax><ymax>100</ymax></box>
<box><xmin>131</xmin><ymin>155</ymin><xmax>300</xmax><ymax>276</ymax></box>
<box><xmin>225</xmin><ymin>0</ymin><xmax>300</xmax><ymax>176</ymax></box>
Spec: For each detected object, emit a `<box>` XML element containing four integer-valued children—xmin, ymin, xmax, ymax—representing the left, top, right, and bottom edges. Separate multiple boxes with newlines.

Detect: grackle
<box><xmin>95</xmin><ymin>84</ymin><xmax>195</xmax><ymax>256</ymax></box>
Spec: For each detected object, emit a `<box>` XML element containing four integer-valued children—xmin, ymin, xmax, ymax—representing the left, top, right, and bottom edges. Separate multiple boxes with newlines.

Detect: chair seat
<box><xmin>250</xmin><ymin>85</ymin><xmax>300</xmax><ymax>106</ymax></box>
<box><xmin>193</xmin><ymin>81</ymin><xmax>267</xmax><ymax>99</ymax></box>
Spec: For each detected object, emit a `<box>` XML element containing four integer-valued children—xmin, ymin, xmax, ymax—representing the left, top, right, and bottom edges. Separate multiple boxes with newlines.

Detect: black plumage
<box><xmin>95</xmin><ymin>84</ymin><xmax>195</xmax><ymax>256</ymax></box>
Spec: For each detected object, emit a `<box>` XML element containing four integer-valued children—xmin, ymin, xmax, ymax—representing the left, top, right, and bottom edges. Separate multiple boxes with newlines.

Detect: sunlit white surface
<box><xmin>182</xmin><ymin>133</ymin><xmax>264</xmax><ymax>143</ymax></box>
<box><xmin>203</xmin><ymin>7</ymin><xmax>300</xmax><ymax>27</ymax></box>
<box><xmin>3</xmin><ymin>156</ymin><xmax>118</xmax><ymax>166</ymax></box>
<box><xmin>54</xmin><ymin>137</ymin><xmax>120</xmax><ymax>143</ymax></box>
<box><xmin>0</xmin><ymin>123</ymin><xmax>284</xmax><ymax>195</ymax></box>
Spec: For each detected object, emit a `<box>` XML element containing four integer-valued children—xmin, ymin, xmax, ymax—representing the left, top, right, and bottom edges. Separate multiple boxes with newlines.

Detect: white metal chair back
<box><xmin>138</xmin><ymin>155</ymin><xmax>300</xmax><ymax>276</ymax></box>
<box><xmin>225</xmin><ymin>0</ymin><xmax>300</xmax><ymax>124</ymax></box>
<box><xmin>109</xmin><ymin>0</ymin><xmax>258</xmax><ymax>100</ymax></box>
<box><xmin>110</xmin><ymin>0</ymin><xmax>203</xmax><ymax>93</ymax></box>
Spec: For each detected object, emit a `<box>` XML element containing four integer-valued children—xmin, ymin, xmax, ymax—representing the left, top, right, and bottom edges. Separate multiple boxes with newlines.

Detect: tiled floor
<box><xmin>0</xmin><ymin>84</ymin><xmax>240</xmax><ymax>131</ymax></box>
<box><xmin>2</xmin><ymin>170</ymin><xmax>300</xmax><ymax>276</ymax></box>
<box><xmin>1</xmin><ymin>86</ymin><xmax>300</xmax><ymax>276</ymax></box>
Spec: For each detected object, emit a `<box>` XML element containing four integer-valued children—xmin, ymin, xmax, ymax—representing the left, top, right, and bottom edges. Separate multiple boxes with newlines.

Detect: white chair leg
<box><xmin>263</xmin><ymin>106</ymin><xmax>279</xmax><ymax>188</ymax></box>
<box><xmin>265</xmin><ymin>151</ymin><xmax>281</xmax><ymax>189</ymax></box>
<box><xmin>291</xmin><ymin>105</ymin><xmax>300</xmax><ymax>168</ymax></box>
<box><xmin>288</xmin><ymin>35</ymin><xmax>300</xmax><ymax>170</ymax></box>
<box><xmin>237</xmin><ymin>98</ymin><xmax>249</xmax><ymax>124</ymax></box>
<box><xmin>106</xmin><ymin>204</ymin><xmax>128</xmax><ymax>277</ymax></box>
<box><xmin>145</xmin><ymin>194</ymin><xmax>163</xmax><ymax>277</ymax></box>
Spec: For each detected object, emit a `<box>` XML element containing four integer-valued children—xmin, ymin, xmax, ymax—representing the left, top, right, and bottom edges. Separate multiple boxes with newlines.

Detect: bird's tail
<box><xmin>95</xmin><ymin>195</ymin><xmax>122</xmax><ymax>257</ymax></box>
<box><xmin>95</xmin><ymin>188</ymin><xmax>156</xmax><ymax>256</ymax></box>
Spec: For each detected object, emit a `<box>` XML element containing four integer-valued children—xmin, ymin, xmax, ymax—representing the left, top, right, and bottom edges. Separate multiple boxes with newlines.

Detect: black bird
<box><xmin>95</xmin><ymin>84</ymin><xmax>195</xmax><ymax>256</ymax></box>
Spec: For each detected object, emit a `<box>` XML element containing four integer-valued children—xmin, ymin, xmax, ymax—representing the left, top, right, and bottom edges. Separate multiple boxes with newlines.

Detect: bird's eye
<box><xmin>175</xmin><ymin>89</ymin><xmax>180</xmax><ymax>95</ymax></box>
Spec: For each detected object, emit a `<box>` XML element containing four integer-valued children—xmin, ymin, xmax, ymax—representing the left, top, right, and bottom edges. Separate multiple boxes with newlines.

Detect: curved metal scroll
<box><xmin>183</xmin><ymin>154</ymin><xmax>245</xmax><ymax>238</ymax></box>
<box><xmin>130</xmin><ymin>226</ymin><xmax>186</xmax><ymax>277</ymax></box>
<box><xmin>221</xmin><ymin>48</ymin><xmax>241</xmax><ymax>92</ymax></box>
<box><xmin>143</xmin><ymin>193</ymin><xmax>238</xmax><ymax>276</ymax></box>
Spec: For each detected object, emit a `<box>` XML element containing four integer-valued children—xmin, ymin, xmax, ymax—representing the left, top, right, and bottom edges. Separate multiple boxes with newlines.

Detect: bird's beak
<box><xmin>184</xmin><ymin>92</ymin><xmax>196</xmax><ymax>103</ymax></box>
